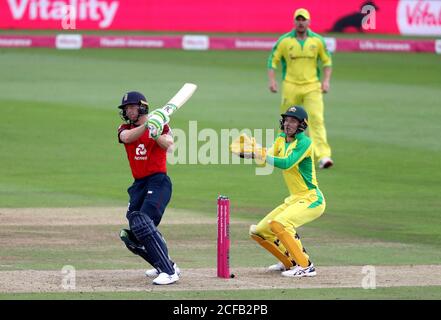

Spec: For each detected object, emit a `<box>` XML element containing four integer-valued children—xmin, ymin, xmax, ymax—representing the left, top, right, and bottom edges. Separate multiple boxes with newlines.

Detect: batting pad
<box><xmin>269</xmin><ymin>220</ymin><xmax>309</xmax><ymax>268</ymax></box>
<box><xmin>250</xmin><ymin>234</ymin><xmax>294</xmax><ymax>269</ymax></box>
<box><xmin>127</xmin><ymin>211</ymin><xmax>174</xmax><ymax>275</ymax></box>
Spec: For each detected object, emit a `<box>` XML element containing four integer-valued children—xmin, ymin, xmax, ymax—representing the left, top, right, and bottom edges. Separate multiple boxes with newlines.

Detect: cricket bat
<box><xmin>161</xmin><ymin>83</ymin><xmax>198</xmax><ymax>116</ymax></box>
<box><xmin>146</xmin><ymin>83</ymin><xmax>197</xmax><ymax>138</ymax></box>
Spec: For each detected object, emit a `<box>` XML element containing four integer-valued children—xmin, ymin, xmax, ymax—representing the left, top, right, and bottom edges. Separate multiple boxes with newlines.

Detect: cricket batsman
<box><xmin>116</xmin><ymin>91</ymin><xmax>180</xmax><ymax>285</ymax></box>
<box><xmin>268</xmin><ymin>8</ymin><xmax>334</xmax><ymax>169</ymax></box>
<box><xmin>231</xmin><ymin>106</ymin><xmax>325</xmax><ymax>277</ymax></box>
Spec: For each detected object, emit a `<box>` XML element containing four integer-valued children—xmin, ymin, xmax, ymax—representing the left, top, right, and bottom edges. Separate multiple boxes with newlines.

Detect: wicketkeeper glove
<box><xmin>230</xmin><ymin>134</ymin><xmax>254</xmax><ymax>154</ymax></box>
<box><xmin>230</xmin><ymin>134</ymin><xmax>267</xmax><ymax>165</ymax></box>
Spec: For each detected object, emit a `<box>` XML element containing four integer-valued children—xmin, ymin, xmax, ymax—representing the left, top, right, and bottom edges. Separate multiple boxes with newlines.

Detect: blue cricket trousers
<box><xmin>126</xmin><ymin>173</ymin><xmax>172</xmax><ymax>226</ymax></box>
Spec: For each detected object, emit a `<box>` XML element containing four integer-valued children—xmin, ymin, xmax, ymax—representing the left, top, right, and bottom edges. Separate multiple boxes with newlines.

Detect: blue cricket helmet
<box><xmin>118</xmin><ymin>91</ymin><xmax>149</xmax><ymax>123</ymax></box>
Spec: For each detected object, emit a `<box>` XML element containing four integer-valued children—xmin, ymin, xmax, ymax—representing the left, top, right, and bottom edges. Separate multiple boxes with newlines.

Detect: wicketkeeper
<box><xmin>231</xmin><ymin>106</ymin><xmax>326</xmax><ymax>277</ymax></box>
<box><xmin>117</xmin><ymin>91</ymin><xmax>180</xmax><ymax>285</ymax></box>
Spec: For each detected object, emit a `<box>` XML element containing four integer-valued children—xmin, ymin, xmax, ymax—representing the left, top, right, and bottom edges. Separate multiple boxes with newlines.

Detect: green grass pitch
<box><xmin>0</xmin><ymin>46</ymin><xmax>440</xmax><ymax>299</ymax></box>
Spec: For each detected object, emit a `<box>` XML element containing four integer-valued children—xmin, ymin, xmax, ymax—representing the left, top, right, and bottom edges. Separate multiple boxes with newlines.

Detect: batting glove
<box><xmin>144</xmin><ymin>116</ymin><xmax>163</xmax><ymax>140</ymax></box>
<box><xmin>150</xmin><ymin>108</ymin><xmax>170</xmax><ymax>125</ymax></box>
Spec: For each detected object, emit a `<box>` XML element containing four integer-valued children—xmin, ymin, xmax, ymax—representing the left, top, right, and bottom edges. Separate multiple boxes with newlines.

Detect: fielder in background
<box><xmin>117</xmin><ymin>91</ymin><xmax>180</xmax><ymax>285</ymax></box>
<box><xmin>231</xmin><ymin>106</ymin><xmax>325</xmax><ymax>277</ymax></box>
<box><xmin>268</xmin><ymin>8</ymin><xmax>334</xmax><ymax>169</ymax></box>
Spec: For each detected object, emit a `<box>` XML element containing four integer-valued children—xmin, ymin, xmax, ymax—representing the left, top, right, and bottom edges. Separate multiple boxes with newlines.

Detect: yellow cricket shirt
<box><xmin>266</xmin><ymin>132</ymin><xmax>323</xmax><ymax>206</ymax></box>
<box><xmin>268</xmin><ymin>29</ymin><xmax>332</xmax><ymax>85</ymax></box>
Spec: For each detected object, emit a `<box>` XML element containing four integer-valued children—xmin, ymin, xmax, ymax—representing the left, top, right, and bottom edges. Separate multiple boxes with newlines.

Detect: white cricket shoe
<box><xmin>267</xmin><ymin>262</ymin><xmax>288</xmax><ymax>271</ymax></box>
<box><xmin>319</xmin><ymin>157</ymin><xmax>334</xmax><ymax>169</ymax></box>
<box><xmin>145</xmin><ymin>263</ymin><xmax>181</xmax><ymax>278</ymax></box>
<box><xmin>152</xmin><ymin>271</ymin><xmax>179</xmax><ymax>285</ymax></box>
<box><xmin>281</xmin><ymin>262</ymin><xmax>317</xmax><ymax>278</ymax></box>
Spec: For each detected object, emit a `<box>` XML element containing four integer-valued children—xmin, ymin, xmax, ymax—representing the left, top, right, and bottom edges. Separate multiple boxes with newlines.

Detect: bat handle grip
<box><xmin>161</xmin><ymin>103</ymin><xmax>178</xmax><ymax>117</ymax></box>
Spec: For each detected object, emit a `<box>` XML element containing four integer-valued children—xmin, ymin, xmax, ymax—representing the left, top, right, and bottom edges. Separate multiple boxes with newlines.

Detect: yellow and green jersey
<box><xmin>266</xmin><ymin>132</ymin><xmax>323</xmax><ymax>201</ymax></box>
<box><xmin>268</xmin><ymin>29</ymin><xmax>332</xmax><ymax>85</ymax></box>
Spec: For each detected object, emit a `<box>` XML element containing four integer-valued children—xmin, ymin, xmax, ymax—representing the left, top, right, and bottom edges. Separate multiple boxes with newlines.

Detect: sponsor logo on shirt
<box><xmin>135</xmin><ymin>144</ymin><xmax>147</xmax><ymax>160</ymax></box>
